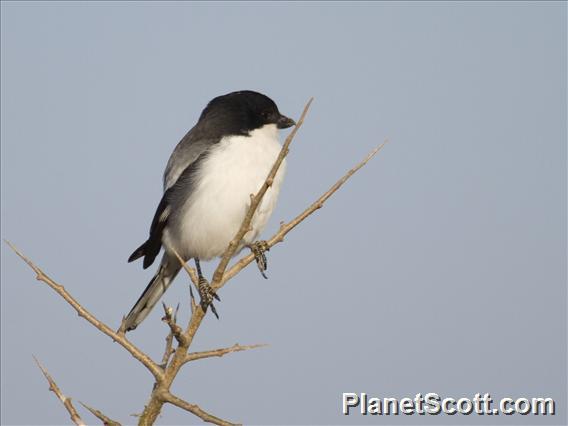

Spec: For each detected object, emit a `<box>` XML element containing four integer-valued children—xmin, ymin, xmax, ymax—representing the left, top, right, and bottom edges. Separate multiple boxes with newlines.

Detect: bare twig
<box><xmin>6</xmin><ymin>241</ymin><xmax>164</xmax><ymax>382</ymax></box>
<box><xmin>170</xmin><ymin>246</ymin><xmax>199</xmax><ymax>313</ymax></box>
<box><xmin>185</xmin><ymin>343</ymin><xmax>267</xmax><ymax>363</ymax></box>
<box><xmin>219</xmin><ymin>140</ymin><xmax>388</xmax><ymax>287</ymax></box>
<box><xmin>160</xmin><ymin>303</ymin><xmax>180</xmax><ymax>366</ymax></box>
<box><xmin>170</xmin><ymin>245</ymin><xmax>199</xmax><ymax>286</ymax></box>
<box><xmin>189</xmin><ymin>285</ymin><xmax>197</xmax><ymax>313</ymax></box>
<box><xmin>162</xmin><ymin>392</ymin><xmax>239</xmax><ymax>426</ymax></box>
<box><xmin>33</xmin><ymin>356</ymin><xmax>86</xmax><ymax>426</ymax></box>
<box><xmin>161</xmin><ymin>302</ymin><xmax>186</xmax><ymax>346</ymax></box>
<box><xmin>161</xmin><ymin>331</ymin><xmax>175</xmax><ymax>367</ymax></box>
<box><xmin>79</xmin><ymin>401</ymin><xmax>121</xmax><ymax>426</ymax></box>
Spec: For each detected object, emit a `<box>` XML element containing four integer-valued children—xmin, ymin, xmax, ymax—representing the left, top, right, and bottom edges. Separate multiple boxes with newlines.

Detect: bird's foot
<box><xmin>198</xmin><ymin>276</ymin><xmax>220</xmax><ymax>319</ymax></box>
<box><xmin>248</xmin><ymin>240</ymin><xmax>270</xmax><ymax>279</ymax></box>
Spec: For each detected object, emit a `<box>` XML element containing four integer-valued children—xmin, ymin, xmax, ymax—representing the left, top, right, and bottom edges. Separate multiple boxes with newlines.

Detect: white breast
<box><xmin>164</xmin><ymin>124</ymin><xmax>286</xmax><ymax>260</ymax></box>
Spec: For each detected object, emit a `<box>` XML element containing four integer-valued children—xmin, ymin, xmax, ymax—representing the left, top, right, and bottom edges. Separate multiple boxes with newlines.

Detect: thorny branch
<box><xmin>33</xmin><ymin>356</ymin><xmax>86</xmax><ymax>426</ymax></box>
<box><xmin>7</xmin><ymin>97</ymin><xmax>387</xmax><ymax>425</ymax></box>
<box><xmin>161</xmin><ymin>303</ymin><xmax>186</xmax><ymax>346</ymax></box>
<box><xmin>219</xmin><ymin>140</ymin><xmax>388</xmax><ymax>287</ymax></box>
<box><xmin>6</xmin><ymin>241</ymin><xmax>164</xmax><ymax>382</ymax></box>
<box><xmin>185</xmin><ymin>343</ymin><xmax>267</xmax><ymax>363</ymax></box>
<box><xmin>79</xmin><ymin>401</ymin><xmax>122</xmax><ymax>426</ymax></box>
<box><xmin>160</xmin><ymin>303</ymin><xmax>181</xmax><ymax>366</ymax></box>
<box><xmin>162</xmin><ymin>392</ymin><xmax>237</xmax><ymax>426</ymax></box>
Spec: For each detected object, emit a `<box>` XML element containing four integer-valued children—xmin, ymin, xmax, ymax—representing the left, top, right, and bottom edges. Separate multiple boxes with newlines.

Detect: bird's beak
<box><xmin>277</xmin><ymin>114</ymin><xmax>296</xmax><ymax>129</ymax></box>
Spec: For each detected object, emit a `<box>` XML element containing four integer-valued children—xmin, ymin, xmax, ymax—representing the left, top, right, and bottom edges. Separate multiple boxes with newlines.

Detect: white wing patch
<box><xmin>159</xmin><ymin>205</ymin><xmax>171</xmax><ymax>223</ymax></box>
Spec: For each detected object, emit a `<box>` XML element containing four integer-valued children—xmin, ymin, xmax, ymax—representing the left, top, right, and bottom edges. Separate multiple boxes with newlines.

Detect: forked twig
<box><xmin>219</xmin><ymin>140</ymin><xmax>388</xmax><ymax>287</ymax></box>
<box><xmin>162</xmin><ymin>302</ymin><xmax>186</xmax><ymax>346</ymax></box>
<box><xmin>161</xmin><ymin>303</ymin><xmax>181</xmax><ymax>366</ymax></box>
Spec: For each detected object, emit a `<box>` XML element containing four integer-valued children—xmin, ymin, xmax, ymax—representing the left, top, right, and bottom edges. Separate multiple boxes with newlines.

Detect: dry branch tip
<box><xmin>11</xmin><ymin>243</ymin><xmax>163</xmax><ymax>381</ymax></box>
<box><xmin>33</xmin><ymin>356</ymin><xmax>86</xmax><ymax>426</ymax></box>
<box><xmin>79</xmin><ymin>401</ymin><xmax>122</xmax><ymax>426</ymax></box>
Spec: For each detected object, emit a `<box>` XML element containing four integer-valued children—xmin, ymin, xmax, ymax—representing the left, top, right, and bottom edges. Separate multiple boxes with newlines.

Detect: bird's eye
<box><xmin>261</xmin><ymin>111</ymin><xmax>271</xmax><ymax>119</ymax></box>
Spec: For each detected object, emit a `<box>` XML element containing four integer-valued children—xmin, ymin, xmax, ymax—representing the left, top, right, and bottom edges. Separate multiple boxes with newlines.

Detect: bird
<box><xmin>123</xmin><ymin>90</ymin><xmax>295</xmax><ymax>332</ymax></box>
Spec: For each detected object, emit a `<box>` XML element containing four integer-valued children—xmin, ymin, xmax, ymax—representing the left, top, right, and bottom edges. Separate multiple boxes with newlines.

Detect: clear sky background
<box><xmin>1</xmin><ymin>2</ymin><xmax>566</xmax><ymax>425</ymax></box>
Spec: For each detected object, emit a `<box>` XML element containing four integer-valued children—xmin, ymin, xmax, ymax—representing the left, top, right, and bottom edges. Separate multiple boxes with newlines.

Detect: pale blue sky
<box><xmin>1</xmin><ymin>2</ymin><xmax>566</xmax><ymax>425</ymax></box>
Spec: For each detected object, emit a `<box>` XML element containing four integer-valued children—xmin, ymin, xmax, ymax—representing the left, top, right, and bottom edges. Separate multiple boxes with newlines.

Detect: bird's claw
<box><xmin>249</xmin><ymin>240</ymin><xmax>270</xmax><ymax>279</ymax></box>
<box><xmin>198</xmin><ymin>276</ymin><xmax>220</xmax><ymax>319</ymax></box>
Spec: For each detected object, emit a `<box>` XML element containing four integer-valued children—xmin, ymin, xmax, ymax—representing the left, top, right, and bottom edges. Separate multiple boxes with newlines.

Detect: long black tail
<box><xmin>123</xmin><ymin>255</ymin><xmax>181</xmax><ymax>332</ymax></box>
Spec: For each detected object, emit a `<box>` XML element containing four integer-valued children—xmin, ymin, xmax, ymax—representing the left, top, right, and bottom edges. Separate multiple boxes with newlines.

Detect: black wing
<box><xmin>128</xmin><ymin>149</ymin><xmax>212</xmax><ymax>269</ymax></box>
<box><xmin>128</xmin><ymin>118</ymin><xmax>223</xmax><ymax>269</ymax></box>
<box><xmin>128</xmin><ymin>192</ymin><xmax>171</xmax><ymax>268</ymax></box>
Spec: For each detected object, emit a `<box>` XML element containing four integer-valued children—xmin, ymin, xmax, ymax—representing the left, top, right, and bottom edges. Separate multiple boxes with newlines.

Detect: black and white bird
<box><xmin>124</xmin><ymin>90</ymin><xmax>295</xmax><ymax>332</ymax></box>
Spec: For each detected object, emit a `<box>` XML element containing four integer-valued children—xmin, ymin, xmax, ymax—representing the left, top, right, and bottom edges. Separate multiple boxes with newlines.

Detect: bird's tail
<box><xmin>123</xmin><ymin>255</ymin><xmax>181</xmax><ymax>332</ymax></box>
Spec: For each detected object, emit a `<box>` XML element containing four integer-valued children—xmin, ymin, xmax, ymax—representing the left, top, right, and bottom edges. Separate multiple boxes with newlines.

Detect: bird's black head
<box><xmin>197</xmin><ymin>90</ymin><xmax>295</xmax><ymax>137</ymax></box>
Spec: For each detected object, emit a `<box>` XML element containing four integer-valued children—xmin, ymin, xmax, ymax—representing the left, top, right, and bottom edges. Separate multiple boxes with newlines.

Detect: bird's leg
<box><xmin>194</xmin><ymin>258</ymin><xmax>220</xmax><ymax>319</ymax></box>
<box><xmin>248</xmin><ymin>240</ymin><xmax>270</xmax><ymax>279</ymax></box>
